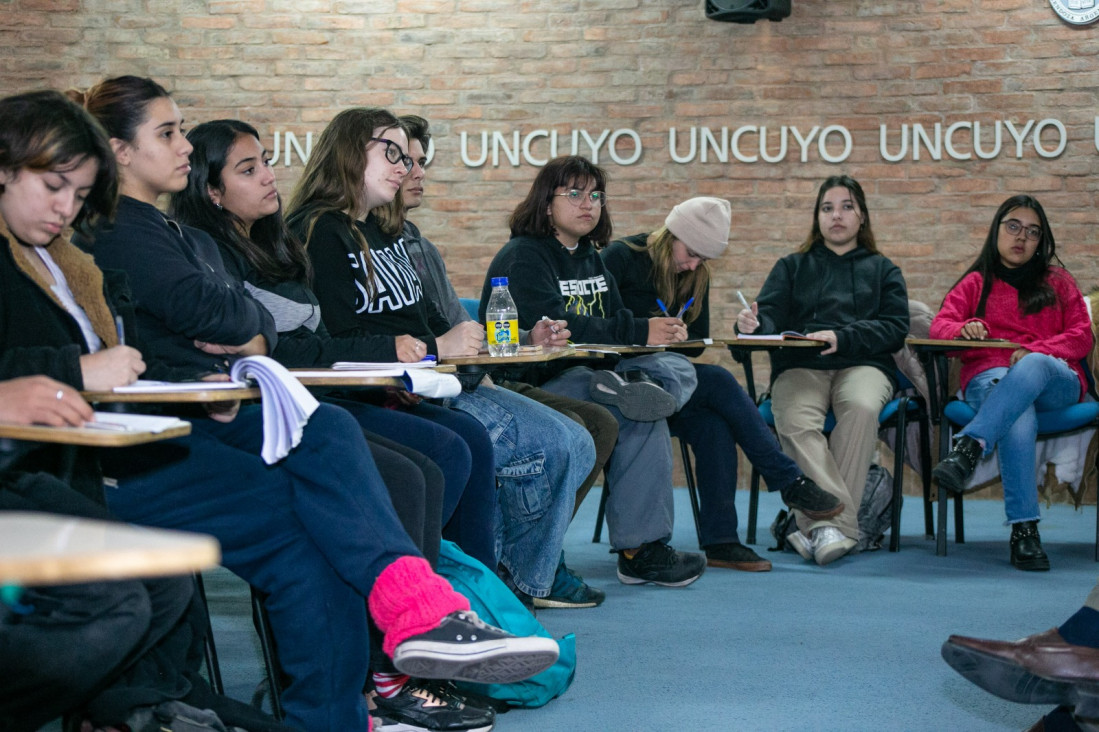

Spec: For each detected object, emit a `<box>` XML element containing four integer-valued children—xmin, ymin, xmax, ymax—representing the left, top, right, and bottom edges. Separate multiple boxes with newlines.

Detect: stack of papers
<box><xmin>230</xmin><ymin>356</ymin><xmax>319</xmax><ymax>464</ymax></box>
<box><xmin>84</xmin><ymin>412</ymin><xmax>189</xmax><ymax>433</ymax></box>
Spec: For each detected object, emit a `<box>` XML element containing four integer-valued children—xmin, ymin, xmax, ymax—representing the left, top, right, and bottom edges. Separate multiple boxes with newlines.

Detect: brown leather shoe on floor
<box><xmin>704</xmin><ymin>543</ymin><xmax>772</xmax><ymax>572</ymax></box>
<box><xmin>941</xmin><ymin>628</ymin><xmax>1099</xmax><ymax>717</ymax></box>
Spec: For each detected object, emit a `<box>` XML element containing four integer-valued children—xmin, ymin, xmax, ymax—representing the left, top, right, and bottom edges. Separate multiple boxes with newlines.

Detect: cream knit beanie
<box><xmin>664</xmin><ymin>197</ymin><xmax>732</xmax><ymax>259</ymax></box>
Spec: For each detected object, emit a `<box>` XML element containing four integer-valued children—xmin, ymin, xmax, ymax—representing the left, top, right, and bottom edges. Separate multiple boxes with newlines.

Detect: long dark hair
<box><xmin>954</xmin><ymin>194</ymin><xmax>1060</xmax><ymax>317</ymax></box>
<box><xmin>0</xmin><ymin>90</ymin><xmax>117</xmax><ymax>232</ymax></box>
<box><xmin>286</xmin><ymin>107</ymin><xmax>405</xmax><ymax>297</ymax></box>
<box><xmin>78</xmin><ymin>75</ymin><xmax>171</xmax><ymax>144</ymax></box>
<box><xmin>799</xmin><ymin>175</ymin><xmax>877</xmax><ymax>254</ymax></box>
<box><xmin>170</xmin><ymin>120</ymin><xmax>311</xmax><ymax>284</ymax></box>
<box><xmin>508</xmin><ymin>155</ymin><xmax>613</xmax><ymax>246</ymax></box>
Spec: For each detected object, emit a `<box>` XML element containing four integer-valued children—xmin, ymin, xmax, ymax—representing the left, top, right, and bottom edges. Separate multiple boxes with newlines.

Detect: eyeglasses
<box><xmin>369</xmin><ymin>137</ymin><xmax>413</xmax><ymax>173</ymax></box>
<box><xmin>1000</xmin><ymin>219</ymin><xmax>1042</xmax><ymax>242</ymax></box>
<box><xmin>554</xmin><ymin>189</ymin><xmax>606</xmax><ymax>207</ymax></box>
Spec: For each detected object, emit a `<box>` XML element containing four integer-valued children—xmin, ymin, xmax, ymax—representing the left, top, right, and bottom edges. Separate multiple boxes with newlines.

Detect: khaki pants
<box><xmin>771</xmin><ymin>366</ymin><xmax>893</xmax><ymax>539</ymax></box>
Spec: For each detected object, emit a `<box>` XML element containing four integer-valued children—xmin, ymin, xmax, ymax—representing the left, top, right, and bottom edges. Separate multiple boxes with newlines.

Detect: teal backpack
<box><xmin>435</xmin><ymin>540</ymin><xmax>577</xmax><ymax>708</ymax></box>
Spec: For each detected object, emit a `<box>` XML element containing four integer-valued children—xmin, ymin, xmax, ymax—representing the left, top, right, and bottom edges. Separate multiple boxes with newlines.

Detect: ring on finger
<box><xmin>56</xmin><ymin>389</ymin><xmax>64</xmax><ymax>401</ymax></box>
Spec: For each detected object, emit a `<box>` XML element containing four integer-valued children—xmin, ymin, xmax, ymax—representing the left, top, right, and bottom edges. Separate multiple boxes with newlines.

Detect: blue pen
<box><xmin>115</xmin><ymin>315</ymin><xmax>125</xmax><ymax>346</ymax></box>
<box><xmin>675</xmin><ymin>297</ymin><xmax>695</xmax><ymax>319</ymax></box>
<box><xmin>420</xmin><ymin>355</ymin><xmax>437</xmax><ymax>363</ymax></box>
<box><xmin>656</xmin><ymin>299</ymin><xmax>670</xmax><ymax>317</ymax></box>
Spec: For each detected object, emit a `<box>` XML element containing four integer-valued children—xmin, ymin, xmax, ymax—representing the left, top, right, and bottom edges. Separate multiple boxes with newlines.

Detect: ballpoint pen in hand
<box><xmin>736</xmin><ymin>290</ymin><xmax>752</xmax><ymax>312</ymax></box>
<box><xmin>675</xmin><ymin>297</ymin><xmax>695</xmax><ymax>319</ymax></box>
<box><xmin>656</xmin><ymin>299</ymin><xmax>670</xmax><ymax>317</ymax></box>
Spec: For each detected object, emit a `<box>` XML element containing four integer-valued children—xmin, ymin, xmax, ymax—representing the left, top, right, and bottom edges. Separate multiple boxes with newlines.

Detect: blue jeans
<box><xmin>668</xmin><ymin>364</ymin><xmax>803</xmax><ymax>547</ymax></box>
<box><xmin>101</xmin><ymin>403</ymin><xmax>420</xmax><ymax>731</ymax></box>
<box><xmin>448</xmin><ymin>384</ymin><xmax>594</xmax><ymax>597</ymax></box>
<box><xmin>960</xmin><ymin>353</ymin><xmax>1081</xmax><ymax>524</ymax></box>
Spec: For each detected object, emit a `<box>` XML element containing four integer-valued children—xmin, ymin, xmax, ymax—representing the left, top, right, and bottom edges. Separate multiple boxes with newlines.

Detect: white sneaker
<box><xmin>812</xmin><ymin>527</ymin><xmax>857</xmax><ymax>566</ymax></box>
<box><xmin>786</xmin><ymin>529</ymin><xmax>814</xmax><ymax>561</ymax></box>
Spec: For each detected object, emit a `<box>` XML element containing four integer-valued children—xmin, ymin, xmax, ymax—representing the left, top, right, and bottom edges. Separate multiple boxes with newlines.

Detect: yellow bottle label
<box><xmin>488</xmin><ymin>319</ymin><xmax>518</xmax><ymax>345</ymax></box>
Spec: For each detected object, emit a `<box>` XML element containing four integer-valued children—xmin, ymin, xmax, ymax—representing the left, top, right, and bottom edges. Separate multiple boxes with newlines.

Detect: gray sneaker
<box><xmin>589</xmin><ymin>369</ymin><xmax>677</xmax><ymax>421</ymax></box>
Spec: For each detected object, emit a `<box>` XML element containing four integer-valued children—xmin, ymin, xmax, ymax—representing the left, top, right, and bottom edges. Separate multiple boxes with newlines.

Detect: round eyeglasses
<box><xmin>554</xmin><ymin>189</ymin><xmax>606</xmax><ymax>207</ymax></box>
<box><xmin>1000</xmin><ymin>219</ymin><xmax>1041</xmax><ymax>242</ymax></box>
<box><xmin>369</xmin><ymin>137</ymin><xmax>414</xmax><ymax>174</ymax></box>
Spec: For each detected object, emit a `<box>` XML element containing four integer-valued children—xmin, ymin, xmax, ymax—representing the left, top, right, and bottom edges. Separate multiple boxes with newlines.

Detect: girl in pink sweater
<box><xmin>930</xmin><ymin>194</ymin><xmax>1093</xmax><ymax>571</ymax></box>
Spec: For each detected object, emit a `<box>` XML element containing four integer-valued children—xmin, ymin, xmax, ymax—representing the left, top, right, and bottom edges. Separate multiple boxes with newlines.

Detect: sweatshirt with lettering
<box><xmin>480</xmin><ymin>233</ymin><xmax>649</xmax><ymax>345</ymax></box>
<box><xmin>289</xmin><ymin>208</ymin><xmax>452</xmax><ymax>358</ymax></box>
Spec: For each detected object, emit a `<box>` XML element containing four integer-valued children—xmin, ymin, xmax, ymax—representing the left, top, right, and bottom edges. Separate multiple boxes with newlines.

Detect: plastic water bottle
<box><xmin>485</xmin><ymin>276</ymin><xmax>520</xmax><ymax>357</ymax></box>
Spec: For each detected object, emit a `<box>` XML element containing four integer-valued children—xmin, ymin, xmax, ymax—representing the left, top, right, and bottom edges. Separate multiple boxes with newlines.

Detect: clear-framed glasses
<box><xmin>369</xmin><ymin>137</ymin><xmax>413</xmax><ymax>173</ymax></box>
<box><xmin>1000</xmin><ymin>218</ymin><xmax>1042</xmax><ymax>242</ymax></box>
<box><xmin>554</xmin><ymin>189</ymin><xmax>606</xmax><ymax>207</ymax></box>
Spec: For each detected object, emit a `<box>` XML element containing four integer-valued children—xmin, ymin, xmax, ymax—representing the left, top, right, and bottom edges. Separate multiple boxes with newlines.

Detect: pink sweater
<box><xmin>929</xmin><ymin>267</ymin><xmax>1094</xmax><ymax>398</ymax></box>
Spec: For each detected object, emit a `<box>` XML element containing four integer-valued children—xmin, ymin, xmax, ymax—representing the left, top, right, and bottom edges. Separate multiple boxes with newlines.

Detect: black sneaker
<box><xmin>392</xmin><ymin>610</ymin><xmax>559</xmax><ymax>684</ymax></box>
<box><xmin>533</xmin><ymin>557</ymin><xmax>605</xmax><ymax>609</ymax></box>
<box><xmin>704</xmin><ymin>542</ymin><xmax>772</xmax><ymax>572</ymax></box>
<box><xmin>778</xmin><ymin>475</ymin><xmax>844</xmax><ymax>520</ymax></box>
<box><xmin>933</xmin><ymin>435</ymin><xmax>983</xmax><ymax>494</ymax></box>
<box><xmin>617</xmin><ymin>541</ymin><xmax>706</xmax><ymax>587</ymax></box>
<box><xmin>373</xmin><ymin>679</ymin><xmax>495</xmax><ymax>732</ymax></box>
<box><xmin>589</xmin><ymin>369</ymin><xmax>677</xmax><ymax>421</ymax></box>
<box><xmin>496</xmin><ymin>564</ymin><xmax>536</xmax><ymax>615</ymax></box>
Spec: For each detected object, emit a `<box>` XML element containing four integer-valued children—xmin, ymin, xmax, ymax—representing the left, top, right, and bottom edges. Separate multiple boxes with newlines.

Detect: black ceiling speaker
<box><xmin>705</xmin><ymin>0</ymin><xmax>791</xmax><ymax>23</ymax></box>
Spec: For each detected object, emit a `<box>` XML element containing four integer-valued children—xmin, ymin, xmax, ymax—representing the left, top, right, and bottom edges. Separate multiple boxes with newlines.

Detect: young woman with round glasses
<box><xmin>931</xmin><ymin>194</ymin><xmax>1093</xmax><ymax>572</ymax></box>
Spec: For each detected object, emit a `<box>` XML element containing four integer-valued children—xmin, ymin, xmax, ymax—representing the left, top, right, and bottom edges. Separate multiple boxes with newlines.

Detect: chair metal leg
<box><xmin>888</xmin><ymin>398</ymin><xmax>909</xmax><ymax>553</ymax></box>
<box><xmin>747</xmin><ymin>468</ymin><xmax>761</xmax><ymax>545</ymax></box>
<box><xmin>251</xmin><ymin>587</ymin><xmax>284</xmax><ymax>720</ymax></box>
<box><xmin>937</xmin><ymin>483</ymin><xmax>950</xmax><ymax>556</ymax></box>
<box><xmin>919</xmin><ymin>410</ymin><xmax>934</xmax><ymax>538</ymax></box>
<box><xmin>678</xmin><ymin>440</ymin><xmax>704</xmax><ymax>548</ymax></box>
<box><xmin>193</xmin><ymin>572</ymin><xmax>224</xmax><ymax>695</ymax></box>
<box><xmin>592</xmin><ymin>477</ymin><xmax>608</xmax><ymax>543</ymax></box>
<box><xmin>954</xmin><ymin>492</ymin><xmax>965</xmax><ymax>544</ymax></box>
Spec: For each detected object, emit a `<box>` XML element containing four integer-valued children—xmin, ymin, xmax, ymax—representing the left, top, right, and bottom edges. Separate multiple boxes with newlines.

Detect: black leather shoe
<box><xmin>778</xmin><ymin>475</ymin><xmax>844</xmax><ymax>520</ymax></box>
<box><xmin>1012</xmin><ymin>520</ymin><xmax>1051</xmax><ymax>572</ymax></box>
<box><xmin>932</xmin><ymin>435</ymin><xmax>983</xmax><ymax>494</ymax></box>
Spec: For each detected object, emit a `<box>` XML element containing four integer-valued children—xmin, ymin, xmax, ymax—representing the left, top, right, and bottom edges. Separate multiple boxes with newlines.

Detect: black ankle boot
<box><xmin>1010</xmin><ymin>520</ymin><xmax>1051</xmax><ymax>572</ymax></box>
<box><xmin>932</xmin><ymin>435</ymin><xmax>983</xmax><ymax>494</ymax></box>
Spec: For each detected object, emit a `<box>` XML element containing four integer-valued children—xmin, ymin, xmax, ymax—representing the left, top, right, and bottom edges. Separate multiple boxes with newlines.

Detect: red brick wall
<box><xmin>2</xmin><ymin>1</ymin><xmax>1098</xmax><ymax>396</ymax></box>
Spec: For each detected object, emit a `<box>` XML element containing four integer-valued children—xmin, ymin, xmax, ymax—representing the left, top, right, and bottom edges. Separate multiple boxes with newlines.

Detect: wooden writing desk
<box><xmin>0</xmin><ymin>511</ymin><xmax>220</xmax><ymax>586</ymax></box>
<box><xmin>0</xmin><ymin>421</ymin><xmax>191</xmax><ymax>448</ymax></box>
<box><xmin>721</xmin><ymin>337</ymin><xmax>827</xmax><ymax>402</ymax></box>
<box><xmin>82</xmin><ymin>385</ymin><xmax>261</xmax><ymax>404</ymax></box>
<box><xmin>289</xmin><ymin>366</ymin><xmax>457</xmax><ymax>388</ymax></box>
<box><xmin>439</xmin><ymin>345</ymin><xmax>576</xmax><ymax>367</ymax></box>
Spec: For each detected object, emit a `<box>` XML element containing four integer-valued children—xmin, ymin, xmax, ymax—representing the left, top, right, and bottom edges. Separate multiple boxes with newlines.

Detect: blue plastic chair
<box><xmin>746</xmin><ymin>370</ymin><xmax>933</xmax><ymax>553</ymax></box>
<box><xmin>936</xmin><ymin>393</ymin><xmax>1099</xmax><ymax>558</ymax></box>
<box><xmin>459</xmin><ymin>297</ymin><xmax>480</xmax><ymax>322</ymax></box>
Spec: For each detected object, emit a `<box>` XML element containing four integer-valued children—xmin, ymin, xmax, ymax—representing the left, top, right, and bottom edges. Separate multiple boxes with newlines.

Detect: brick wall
<box><xmin>2</xmin><ymin>0</ymin><xmax>1098</xmax><ymax>400</ymax></box>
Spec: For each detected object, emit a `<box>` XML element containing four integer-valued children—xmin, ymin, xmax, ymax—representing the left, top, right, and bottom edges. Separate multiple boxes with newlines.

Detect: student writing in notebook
<box><xmin>11</xmin><ymin>78</ymin><xmax>556</xmax><ymax>731</ymax></box>
<box><xmin>736</xmin><ymin>175</ymin><xmax>909</xmax><ymax>566</ymax></box>
<box><xmin>602</xmin><ymin>196</ymin><xmax>842</xmax><ymax>571</ymax></box>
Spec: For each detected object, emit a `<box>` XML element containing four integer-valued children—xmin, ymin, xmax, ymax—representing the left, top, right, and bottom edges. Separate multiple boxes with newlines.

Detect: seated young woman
<box><xmin>168</xmin><ymin>118</ymin><xmax>505</xmax><ymax>729</ymax></box>
<box><xmin>0</xmin><ymin>375</ymin><xmax>292</xmax><ymax>732</ymax></box>
<box><xmin>482</xmin><ymin>155</ymin><xmax>708</xmax><ymax>588</ymax></box>
<box><xmin>601</xmin><ymin>196</ymin><xmax>843</xmax><ymax>571</ymax></box>
<box><xmin>930</xmin><ymin>194</ymin><xmax>1093</xmax><ymax>571</ymax></box>
<box><xmin>736</xmin><ymin>175</ymin><xmax>909</xmax><ymax>566</ymax></box>
<box><xmin>281</xmin><ymin>107</ymin><xmax>598</xmax><ymax>610</ymax></box>
<box><xmin>0</xmin><ymin>81</ymin><xmax>555</xmax><ymax>731</ymax></box>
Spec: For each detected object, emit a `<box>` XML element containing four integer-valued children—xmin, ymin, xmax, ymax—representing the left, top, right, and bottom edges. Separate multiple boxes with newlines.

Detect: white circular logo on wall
<box><xmin>1050</xmin><ymin>0</ymin><xmax>1099</xmax><ymax>24</ymax></box>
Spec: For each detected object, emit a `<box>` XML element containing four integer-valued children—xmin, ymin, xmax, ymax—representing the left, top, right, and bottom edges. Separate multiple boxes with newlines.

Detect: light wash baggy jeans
<box><xmin>959</xmin><ymin>352</ymin><xmax>1081</xmax><ymax>525</ymax></box>
<box><xmin>540</xmin><ymin>352</ymin><xmax>698</xmax><ymax>551</ymax></box>
<box><xmin>447</xmin><ymin>383</ymin><xmax>595</xmax><ymax>597</ymax></box>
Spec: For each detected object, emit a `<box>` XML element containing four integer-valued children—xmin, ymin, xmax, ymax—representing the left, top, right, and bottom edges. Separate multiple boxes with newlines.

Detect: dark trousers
<box><xmin>101</xmin><ymin>403</ymin><xmax>420</xmax><ymax>732</ymax></box>
<box><xmin>668</xmin><ymin>364</ymin><xmax>802</xmax><ymax>548</ymax></box>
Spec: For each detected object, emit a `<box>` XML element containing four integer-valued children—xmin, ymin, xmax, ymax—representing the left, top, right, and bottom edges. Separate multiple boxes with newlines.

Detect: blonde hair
<box><xmin>626</xmin><ymin>226</ymin><xmax>709</xmax><ymax>324</ymax></box>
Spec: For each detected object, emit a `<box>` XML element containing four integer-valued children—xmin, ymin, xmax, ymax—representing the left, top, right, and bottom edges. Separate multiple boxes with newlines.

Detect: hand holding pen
<box><xmin>532</xmin><ymin>315</ymin><xmax>571</xmax><ymax>347</ymax></box>
<box><xmin>649</xmin><ymin>299</ymin><xmax>688</xmax><ymax>345</ymax></box>
<box><xmin>735</xmin><ymin>290</ymin><xmax>759</xmax><ymax>334</ymax></box>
